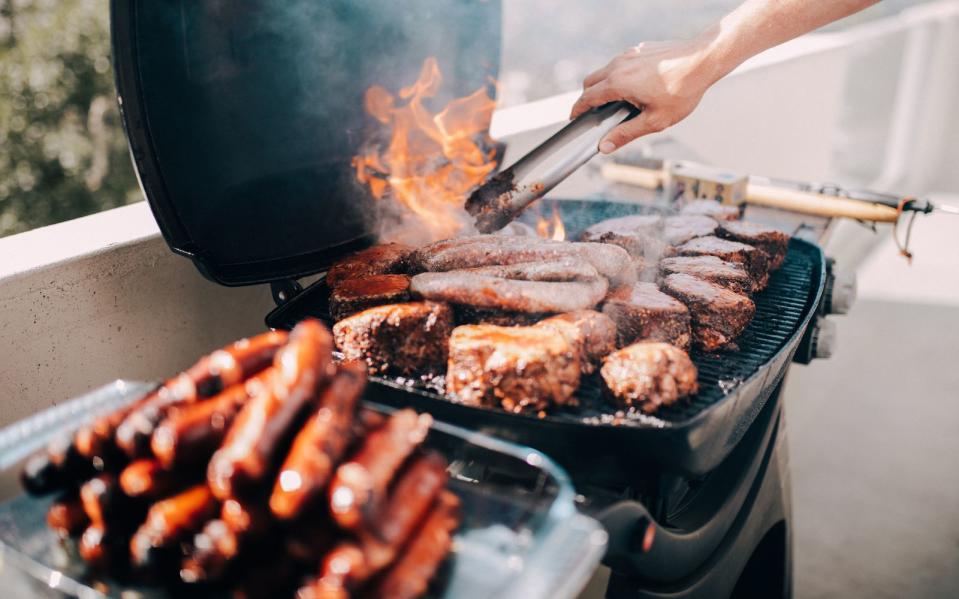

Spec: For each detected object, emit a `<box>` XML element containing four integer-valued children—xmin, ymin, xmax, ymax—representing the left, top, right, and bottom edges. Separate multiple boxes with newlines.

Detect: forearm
<box><xmin>698</xmin><ymin>0</ymin><xmax>881</xmax><ymax>84</ymax></box>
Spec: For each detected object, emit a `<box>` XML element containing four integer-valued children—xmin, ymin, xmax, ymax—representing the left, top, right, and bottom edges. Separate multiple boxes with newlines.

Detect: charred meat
<box><xmin>602</xmin><ymin>282</ymin><xmax>692</xmax><ymax>350</ymax></box>
<box><xmin>333</xmin><ymin>301</ymin><xmax>453</xmax><ymax>376</ymax></box>
<box><xmin>661</xmin><ymin>273</ymin><xmax>755</xmax><ymax>351</ymax></box>
<box><xmin>674</xmin><ymin>235</ymin><xmax>770</xmax><ymax>291</ymax></box>
<box><xmin>601</xmin><ymin>342</ymin><xmax>699</xmax><ymax>412</ymax></box>
<box><xmin>717</xmin><ymin>220</ymin><xmax>790</xmax><ymax>270</ymax></box>
<box><xmin>415</xmin><ymin>236</ymin><xmax>636</xmax><ymax>286</ymax></box>
<box><xmin>328</xmin><ymin>274</ymin><xmax>411</xmax><ymax>321</ymax></box>
<box><xmin>535</xmin><ymin>310</ymin><xmax>618</xmax><ymax>374</ymax></box>
<box><xmin>410</xmin><ymin>271</ymin><xmax>608</xmax><ymax>314</ymax></box>
<box><xmin>446</xmin><ymin>324</ymin><xmax>581</xmax><ymax>413</ymax></box>
<box><xmin>325</xmin><ymin>243</ymin><xmax>415</xmax><ymax>288</ymax></box>
<box><xmin>662</xmin><ymin>215</ymin><xmax>718</xmax><ymax>246</ymax></box>
<box><xmin>659</xmin><ymin>255</ymin><xmax>753</xmax><ymax>295</ymax></box>
<box><xmin>579</xmin><ymin>214</ymin><xmax>666</xmax><ymax>258</ymax></box>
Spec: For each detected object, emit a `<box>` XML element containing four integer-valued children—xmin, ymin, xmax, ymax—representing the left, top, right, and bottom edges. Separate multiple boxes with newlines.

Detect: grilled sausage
<box><xmin>75</xmin><ymin>387</ymin><xmax>158</xmax><ymax>463</ymax></box>
<box><xmin>22</xmin><ymin>433</ymin><xmax>97</xmax><ymax>494</ymax></box>
<box><xmin>150</xmin><ymin>371</ymin><xmax>271</xmax><ymax>470</ymax></box>
<box><xmin>327</xmin><ymin>409</ymin><xmax>432</xmax><ymax>531</ymax></box>
<box><xmin>46</xmin><ymin>491</ymin><xmax>90</xmax><ymax>538</ymax></box>
<box><xmin>78</xmin><ymin>524</ymin><xmax>127</xmax><ymax>572</ymax></box>
<box><xmin>181</xmin><ymin>519</ymin><xmax>241</xmax><ymax>584</ymax></box>
<box><xmin>116</xmin><ymin>330</ymin><xmax>288</xmax><ymax>458</ymax></box>
<box><xmin>369</xmin><ymin>491</ymin><xmax>462</xmax><ymax>599</ymax></box>
<box><xmin>208</xmin><ymin>320</ymin><xmax>334</xmax><ymax>500</ymax></box>
<box><xmin>269</xmin><ymin>361</ymin><xmax>366</xmax><ymax>520</ymax></box>
<box><xmin>80</xmin><ymin>474</ymin><xmax>134</xmax><ymax>526</ymax></box>
<box><xmin>119</xmin><ymin>459</ymin><xmax>183</xmax><ymax>499</ymax></box>
<box><xmin>372</xmin><ymin>452</ymin><xmax>447</xmax><ymax>544</ymax></box>
<box><xmin>130</xmin><ymin>485</ymin><xmax>218</xmax><ymax>570</ymax></box>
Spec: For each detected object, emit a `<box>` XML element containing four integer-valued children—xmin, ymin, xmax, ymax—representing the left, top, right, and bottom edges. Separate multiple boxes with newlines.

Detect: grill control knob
<box><xmin>828</xmin><ymin>268</ymin><xmax>857</xmax><ymax>314</ymax></box>
<box><xmin>810</xmin><ymin>317</ymin><xmax>837</xmax><ymax>359</ymax></box>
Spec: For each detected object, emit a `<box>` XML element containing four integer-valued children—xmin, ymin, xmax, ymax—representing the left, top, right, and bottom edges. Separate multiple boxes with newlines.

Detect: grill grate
<box><xmin>318</xmin><ymin>199</ymin><xmax>820</xmax><ymax>429</ymax></box>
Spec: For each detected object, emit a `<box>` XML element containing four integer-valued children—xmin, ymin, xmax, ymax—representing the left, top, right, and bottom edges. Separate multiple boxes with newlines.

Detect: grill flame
<box><xmin>535</xmin><ymin>204</ymin><xmax>566</xmax><ymax>241</ymax></box>
<box><xmin>353</xmin><ymin>57</ymin><xmax>498</xmax><ymax>242</ymax></box>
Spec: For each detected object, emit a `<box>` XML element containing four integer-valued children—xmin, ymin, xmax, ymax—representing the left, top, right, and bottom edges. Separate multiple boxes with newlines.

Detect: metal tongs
<box><xmin>466</xmin><ymin>101</ymin><xmax>641</xmax><ymax>232</ymax></box>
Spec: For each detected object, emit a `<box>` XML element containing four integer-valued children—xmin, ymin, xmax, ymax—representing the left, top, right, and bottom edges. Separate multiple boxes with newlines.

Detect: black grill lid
<box><xmin>111</xmin><ymin>0</ymin><xmax>501</xmax><ymax>285</ymax></box>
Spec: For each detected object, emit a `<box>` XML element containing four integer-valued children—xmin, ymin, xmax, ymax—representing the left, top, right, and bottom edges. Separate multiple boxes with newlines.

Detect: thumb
<box><xmin>598</xmin><ymin>112</ymin><xmax>662</xmax><ymax>154</ymax></box>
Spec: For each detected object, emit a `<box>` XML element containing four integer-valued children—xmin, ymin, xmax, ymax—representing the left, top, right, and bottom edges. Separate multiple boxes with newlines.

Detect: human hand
<box><xmin>570</xmin><ymin>36</ymin><xmax>720</xmax><ymax>154</ymax></box>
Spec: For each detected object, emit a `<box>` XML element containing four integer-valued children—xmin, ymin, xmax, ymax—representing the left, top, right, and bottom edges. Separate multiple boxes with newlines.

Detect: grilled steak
<box><xmin>446</xmin><ymin>325</ymin><xmax>580</xmax><ymax>413</ymax></box>
<box><xmin>674</xmin><ymin>235</ymin><xmax>770</xmax><ymax>291</ymax></box>
<box><xmin>661</xmin><ymin>273</ymin><xmax>755</xmax><ymax>351</ymax></box>
<box><xmin>580</xmin><ymin>215</ymin><xmax>666</xmax><ymax>258</ymax></box>
<box><xmin>717</xmin><ymin>220</ymin><xmax>790</xmax><ymax>270</ymax></box>
<box><xmin>325</xmin><ymin>243</ymin><xmax>414</xmax><ymax>288</ymax></box>
<box><xmin>602</xmin><ymin>282</ymin><xmax>692</xmax><ymax>349</ymax></box>
<box><xmin>417</xmin><ymin>236</ymin><xmax>636</xmax><ymax>286</ymax></box>
<box><xmin>410</xmin><ymin>272</ymin><xmax>609</xmax><ymax>313</ymax></box>
<box><xmin>332</xmin><ymin>302</ymin><xmax>453</xmax><ymax>375</ymax></box>
<box><xmin>535</xmin><ymin>310</ymin><xmax>618</xmax><ymax>374</ymax></box>
<box><xmin>328</xmin><ymin>275</ymin><xmax>411</xmax><ymax>321</ymax></box>
<box><xmin>659</xmin><ymin>255</ymin><xmax>753</xmax><ymax>295</ymax></box>
<box><xmin>679</xmin><ymin>199</ymin><xmax>740</xmax><ymax>221</ymax></box>
<box><xmin>601</xmin><ymin>342</ymin><xmax>698</xmax><ymax>412</ymax></box>
<box><xmin>662</xmin><ymin>215</ymin><xmax>718</xmax><ymax>246</ymax></box>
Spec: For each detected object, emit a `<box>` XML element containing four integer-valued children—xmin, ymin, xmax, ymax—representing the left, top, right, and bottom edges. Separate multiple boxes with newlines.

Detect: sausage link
<box><xmin>370</xmin><ymin>491</ymin><xmax>462</xmax><ymax>599</ymax></box>
<box><xmin>116</xmin><ymin>330</ymin><xmax>288</xmax><ymax>458</ymax></box>
<box><xmin>46</xmin><ymin>491</ymin><xmax>90</xmax><ymax>538</ymax></box>
<box><xmin>78</xmin><ymin>524</ymin><xmax>128</xmax><ymax>573</ymax></box>
<box><xmin>118</xmin><ymin>459</ymin><xmax>183</xmax><ymax>499</ymax></box>
<box><xmin>327</xmin><ymin>409</ymin><xmax>432</xmax><ymax>530</ymax></box>
<box><xmin>269</xmin><ymin>361</ymin><xmax>366</xmax><ymax>520</ymax></box>
<box><xmin>129</xmin><ymin>485</ymin><xmax>218</xmax><ymax>570</ymax></box>
<box><xmin>150</xmin><ymin>371</ymin><xmax>270</xmax><ymax>469</ymax></box>
<box><xmin>372</xmin><ymin>451</ymin><xmax>448</xmax><ymax>544</ymax></box>
<box><xmin>80</xmin><ymin>474</ymin><xmax>135</xmax><ymax>526</ymax></box>
<box><xmin>21</xmin><ymin>433</ymin><xmax>95</xmax><ymax>495</ymax></box>
<box><xmin>75</xmin><ymin>387</ymin><xmax>158</xmax><ymax>462</ymax></box>
<box><xmin>180</xmin><ymin>519</ymin><xmax>240</xmax><ymax>584</ymax></box>
<box><xmin>208</xmin><ymin>320</ymin><xmax>334</xmax><ymax>500</ymax></box>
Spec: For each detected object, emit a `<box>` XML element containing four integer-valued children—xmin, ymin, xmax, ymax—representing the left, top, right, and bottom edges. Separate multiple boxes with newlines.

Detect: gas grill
<box><xmin>110</xmin><ymin>3</ymin><xmax>848</xmax><ymax>597</ymax></box>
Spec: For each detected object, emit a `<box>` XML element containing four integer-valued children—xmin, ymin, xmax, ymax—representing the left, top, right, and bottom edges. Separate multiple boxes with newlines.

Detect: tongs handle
<box><xmin>467</xmin><ymin>102</ymin><xmax>640</xmax><ymax>232</ymax></box>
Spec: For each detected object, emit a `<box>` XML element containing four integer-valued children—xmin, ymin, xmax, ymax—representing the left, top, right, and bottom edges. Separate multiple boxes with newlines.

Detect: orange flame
<box><xmin>353</xmin><ymin>57</ymin><xmax>498</xmax><ymax>242</ymax></box>
<box><xmin>535</xmin><ymin>204</ymin><xmax>566</xmax><ymax>241</ymax></box>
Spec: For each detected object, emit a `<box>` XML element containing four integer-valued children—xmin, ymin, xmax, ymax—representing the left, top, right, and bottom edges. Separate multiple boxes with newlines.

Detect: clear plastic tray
<box><xmin>0</xmin><ymin>381</ymin><xmax>606</xmax><ymax>599</ymax></box>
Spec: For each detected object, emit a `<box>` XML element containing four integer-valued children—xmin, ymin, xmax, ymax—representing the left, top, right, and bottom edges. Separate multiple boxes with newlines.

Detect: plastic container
<box><xmin>0</xmin><ymin>381</ymin><xmax>606</xmax><ymax>599</ymax></box>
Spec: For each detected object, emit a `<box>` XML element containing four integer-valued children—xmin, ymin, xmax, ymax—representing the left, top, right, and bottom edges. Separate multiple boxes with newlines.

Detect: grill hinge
<box><xmin>270</xmin><ymin>279</ymin><xmax>304</xmax><ymax>307</ymax></box>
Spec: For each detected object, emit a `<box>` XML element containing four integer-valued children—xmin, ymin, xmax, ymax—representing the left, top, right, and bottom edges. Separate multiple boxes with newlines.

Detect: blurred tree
<box><xmin>0</xmin><ymin>0</ymin><xmax>139</xmax><ymax>238</ymax></box>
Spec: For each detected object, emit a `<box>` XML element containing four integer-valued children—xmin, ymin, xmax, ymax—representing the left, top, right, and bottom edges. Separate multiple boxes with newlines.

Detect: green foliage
<box><xmin>0</xmin><ymin>0</ymin><xmax>139</xmax><ymax>238</ymax></box>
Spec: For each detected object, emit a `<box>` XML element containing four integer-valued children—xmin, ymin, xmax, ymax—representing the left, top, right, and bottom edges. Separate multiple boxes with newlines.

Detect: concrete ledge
<box><xmin>0</xmin><ymin>202</ymin><xmax>273</xmax><ymax>426</ymax></box>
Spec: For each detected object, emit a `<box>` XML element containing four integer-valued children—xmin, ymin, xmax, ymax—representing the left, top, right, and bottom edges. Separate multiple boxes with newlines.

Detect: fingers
<box><xmin>582</xmin><ymin>63</ymin><xmax>613</xmax><ymax>89</ymax></box>
<box><xmin>598</xmin><ymin>113</ymin><xmax>665</xmax><ymax>154</ymax></box>
<box><xmin>569</xmin><ymin>82</ymin><xmax>621</xmax><ymax>120</ymax></box>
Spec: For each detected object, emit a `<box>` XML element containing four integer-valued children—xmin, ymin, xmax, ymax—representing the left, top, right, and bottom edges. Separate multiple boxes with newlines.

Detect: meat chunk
<box><xmin>328</xmin><ymin>274</ymin><xmax>411</xmax><ymax>321</ymax></box>
<box><xmin>662</xmin><ymin>215</ymin><xmax>717</xmax><ymax>245</ymax></box>
<box><xmin>535</xmin><ymin>310</ymin><xmax>618</xmax><ymax>374</ymax></box>
<box><xmin>410</xmin><ymin>271</ymin><xmax>608</xmax><ymax>314</ymax></box>
<box><xmin>601</xmin><ymin>342</ymin><xmax>698</xmax><ymax>412</ymax></box>
<box><xmin>580</xmin><ymin>214</ymin><xmax>669</xmax><ymax>259</ymax></box>
<box><xmin>674</xmin><ymin>236</ymin><xmax>770</xmax><ymax>291</ymax></box>
<box><xmin>679</xmin><ymin>199</ymin><xmax>741</xmax><ymax>221</ymax></box>
<box><xmin>661</xmin><ymin>273</ymin><xmax>755</xmax><ymax>351</ymax></box>
<box><xmin>416</xmin><ymin>236</ymin><xmax>636</xmax><ymax>286</ymax></box>
<box><xmin>333</xmin><ymin>302</ymin><xmax>453</xmax><ymax>375</ymax></box>
<box><xmin>452</xmin><ymin>306</ymin><xmax>548</xmax><ymax>327</ymax></box>
<box><xmin>458</xmin><ymin>258</ymin><xmax>599</xmax><ymax>282</ymax></box>
<box><xmin>602</xmin><ymin>282</ymin><xmax>692</xmax><ymax>350</ymax></box>
<box><xmin>717</xmin><ymin>220</ymin><xmax>790</xmax><ymax>270</ymax></box>
<box><xmin>659</xmin><ymin>255</ymin><xmax>753</xmax><ymax>295</ymax></box>
<box><xmin>446</xmin><ymin>325</ymin><xmax>580</xmax><ymax>413</ymax></box>
<box><xmin>325</xmin><ymin>243</ymin><xmax>414</xmax><ymax>288</ymax></box>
